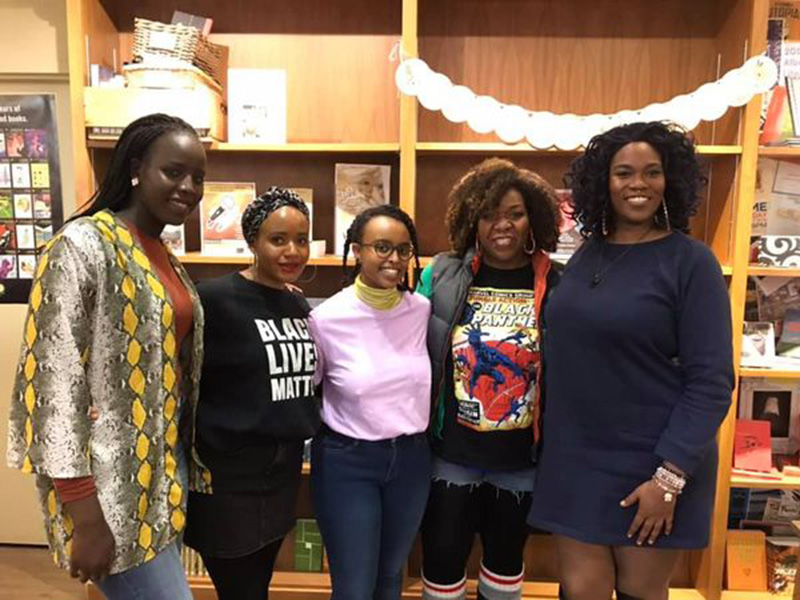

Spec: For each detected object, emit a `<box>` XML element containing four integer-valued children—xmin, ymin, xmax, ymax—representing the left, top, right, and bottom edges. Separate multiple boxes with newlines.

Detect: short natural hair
<box><xmin>342</xmin><ymin>204</ymin><xmax>420</xmax><ymax>291</ymax></box>
<box><xmin>445</xmin><ymin>158</ymin><xmax>561</xmax><ymax>257</ymax></box>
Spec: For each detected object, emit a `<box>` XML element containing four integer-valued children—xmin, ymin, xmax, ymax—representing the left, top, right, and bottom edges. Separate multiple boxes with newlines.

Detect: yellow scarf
<box><xmin>354</xmin><ymin>275</ymin><xmax>402</xmax><ymax>310</ymax></box>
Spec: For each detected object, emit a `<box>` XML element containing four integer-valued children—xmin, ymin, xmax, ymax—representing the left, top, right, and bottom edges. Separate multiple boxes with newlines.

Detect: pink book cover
<box><xmin>734</xmin><ymin>420</ymin><xmax>773</xmax><ymax>473</ymax></box>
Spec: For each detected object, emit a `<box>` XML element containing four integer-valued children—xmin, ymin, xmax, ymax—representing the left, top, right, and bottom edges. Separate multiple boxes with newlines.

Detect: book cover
<box><xmin>726</xmin><ymin>529</ymin><xmax>768</xmax><ymax>591</ymax></box>
<box><xmin>735</xmin><ymin>419</ymin><xmax>773</xmax><ymax>473</ymax></box>
<box><xmin>742</xmin><ymin>321</ymin><xmax>777</xmax><ymax>367</ymax></box>
<box><xmin>291</xmin><ymin>187</ymin><xmax>314</xmax><ymax>240</ymax></box>
<box><xmin>228</xmin><ymin>69</ymin><xmax>287</xmax><ymax>144</ymax></box>
<box><xmin>294</xmin><ymin>519</ymin><xmax>324</xmax><ymax>572</ymax></box>
<box><xmin>11</xmin><ymin>162</ymin><xmax>29</xmax><ymax>188</ymax></box>
<box><xmin>17</xmin><ymin>254</ymin><xmax>35</xmax><ymax>279</ymax></box>
<box><xmin>200</xmin><ymin>182</ymin><xmax>256</xmax><ymax>256</ymax></box>
<box><xmin>161</xmin><ymin>224</ymin><xmax>185</xmax><ymax>255</ymax></box>
<box><xmin>551</xmin><ymin>189</ymin><xmax>584</xmax><ymax>262</ymax></box>
<box><xmin>0</xmin><ymin>193</ymin><xmax>12</xmax><ymax>219</ymax></box>
<box><xmin>761</xmin><ymin>86</ymin><xmax>795</xmax><ymax>146</ymax></box>
<box><xmin>12</xmin><ymin>193</ymin><xmax>31</xmax><ymax>219</ymax></box>
<box><xmin>334</xmin><ymin>163</ymin><xmax>390</xmax><ymax>255</ymax></box>
<box><xmin>766</xmin><ymin>536</ymin><xmax>799</xmax><ymax>594</ymax></box>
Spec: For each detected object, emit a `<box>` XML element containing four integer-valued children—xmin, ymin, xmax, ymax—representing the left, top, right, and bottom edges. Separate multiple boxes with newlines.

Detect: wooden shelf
<box><xmin>731</xmin><ymin>472</ymin><xmax>800</xmax><ymax>490</ymax></box>
<box><xmin>758</xmin><ymin>146</ymin><xmax>800</xmax><ymax>158</ymax></box>
<box><xmin>178</xmin><ymin>253</ymin><xmax>434</xmax><ymax>267</ymax></box>
<box><xmin>87</xmin><ymin>140</ymin><xmax>400</xmax><ymax>153</ymax></box>
<box><xmin>416</xmin><ymin>143</ymin><xmax>741</xmax><ymax>156</ymax></box>
<box><xmin>721</xmin><ymin>592</ymin><xmax>777</xmax><ymax>599</ymax></box>
<box><xmin>212</xmin><ymin>142</ymin><xmax>400</xmax><ymax>153</ymax></box>
<box><xmin>739</xmin><ymin>368</ymin><xmax>800</xmax><ymax>379</ymax></box>
<box><xmin>748</xmin><ymin>266</ymin><xmax>800</xmax><ymax>277</ymax></box>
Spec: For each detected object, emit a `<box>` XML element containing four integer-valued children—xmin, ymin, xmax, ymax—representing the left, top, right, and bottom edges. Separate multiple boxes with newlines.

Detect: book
<box><xmin>161</xmin><ymin>224</ymin><xmax>185</xmax><ymax>255</ymax></box>
<box><xmin>766</xmin><ymin>536</ymin><xmax>800</xmax><ymax>594</ymax></box>
<box><xmin>290</xmin><ymin>187</ymin><xmax>314</xmax><ymax>240</ymax></box>
<box><xmin>228</xmin><ymin>69</ymin><xmax>287</xmax><ymax>144</ymax></box>
<box><xmin>171</xmin><ymin>10</ymin><xmax>213</xmax><ymax>36</ymax></box>
<box><xmin>294</xmin><ymin>519</ymin><xmax>324</xmax><ymax>572</ymax></box>
<box><xmin>334</xmin><ymin>163</ymin><xmax>390</xmax><ymax>255</ymax></box>
<box><xmin>200</xmin><ymin>182</ymin><xmax>256</xmax><ymax>256</ymax></box>
<box><xmin>735</xmin><ymin>420</ymin><xmax>774</xmax><ymax>473</ymax></box>
<box><xmin>742</xmin><ymin>321</ymin><xmax>777</xmax><ymax>367</ymax></box>
<box><xmin>551</xmin><ymin>189</ymin><xmax>583</xmax><ymax>262</ymax></box>
<box><xmin>754</xmin><ymin>158</ymin><xmax>800</xmax><ymax>237</ymax></box>
<box><xmin>726</xmin><ymin>529</ymin><xmax>768</xmax><ymax>591</ymax></box>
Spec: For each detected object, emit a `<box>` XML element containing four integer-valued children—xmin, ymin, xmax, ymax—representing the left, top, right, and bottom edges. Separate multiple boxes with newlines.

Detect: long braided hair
<box><xmin>74</xmin><ymin>113</ymin><xmax>199</xmax><ymax>219</ymax></box>
<box><xmin>342</xmin><ymin>204</ymin><xmax>421</xmax><ymax>291</ymax></box>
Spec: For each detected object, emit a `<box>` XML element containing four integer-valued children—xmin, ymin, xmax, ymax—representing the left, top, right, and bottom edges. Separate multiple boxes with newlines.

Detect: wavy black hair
<box><xmin>342</xmin><ymin>204</ymin><xmax>420</xmax><ymax>291</ymax></box>
<box><xmin>566</xmin><ymin>121</ymin><xmax>707</xmax><ymax>238</ymax></box>
<box><xmin>75</xmin><ymin>113</ymin><xmax>199</xmax><ymax>219</ymax></box>
<box><xmin>445</xmin><ymin>157</ymin><xmax>561</xmax><ymax>257</ymax></box>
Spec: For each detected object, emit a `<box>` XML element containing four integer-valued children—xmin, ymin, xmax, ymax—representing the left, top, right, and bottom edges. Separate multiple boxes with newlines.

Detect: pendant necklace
<box><xmin>590</xmin><ymin>228</ymin><xmax>657</xmax><ymax>289</ymax></box>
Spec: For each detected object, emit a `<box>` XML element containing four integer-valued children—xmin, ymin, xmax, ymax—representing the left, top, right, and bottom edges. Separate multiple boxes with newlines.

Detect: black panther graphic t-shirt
<box><xmin>194</xmin><ymin>273</ymin><xmax>320</xmax><ymax>493</ymax></box>
<box><xmin>434</xmin><ymin>263</ymin><xmax>540</xmax><ymax>470</ymax></box>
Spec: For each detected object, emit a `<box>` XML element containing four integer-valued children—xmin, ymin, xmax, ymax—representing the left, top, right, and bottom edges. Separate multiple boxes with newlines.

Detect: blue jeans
<box><xmin>311</xmin><ymin>426</ymin><xmax>432</xmax><ymax>600</ymax></box>
<box><xmin>95</xmin><ymin>541</ymin><xmax>191</xmax><ymax>600</ymax></box>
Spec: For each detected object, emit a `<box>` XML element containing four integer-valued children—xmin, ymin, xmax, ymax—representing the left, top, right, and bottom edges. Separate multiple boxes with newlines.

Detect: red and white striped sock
<box><xmin>478</xmin><ymin>562</ymin><xmax>524</xmax><ymax>600</ymax></box>
<box><xmin>422</xmin><ymin>571</ymin><xmax>467</xmax><ymax>600</ymax></box>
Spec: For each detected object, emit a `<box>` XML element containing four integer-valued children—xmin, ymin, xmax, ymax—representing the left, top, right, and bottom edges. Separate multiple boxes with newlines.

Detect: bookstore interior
<box><xmin>13</xmin><ymin>0</ymin><xmax>800</xmax><ymax>599</ymax></box>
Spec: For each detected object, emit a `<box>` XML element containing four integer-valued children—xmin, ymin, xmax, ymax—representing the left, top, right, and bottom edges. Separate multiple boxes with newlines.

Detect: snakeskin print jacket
<box><xmin>6</xmin><ymin>210</ymin><xmax>211</xmax><ymax>574</ymax></box>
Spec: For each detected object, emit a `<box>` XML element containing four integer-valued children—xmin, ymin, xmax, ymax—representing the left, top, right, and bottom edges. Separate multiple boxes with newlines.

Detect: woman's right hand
<box><xmin>64</xmin><ymin>495</ymin><xmax>116</xmax><ymax>582</ymax></box>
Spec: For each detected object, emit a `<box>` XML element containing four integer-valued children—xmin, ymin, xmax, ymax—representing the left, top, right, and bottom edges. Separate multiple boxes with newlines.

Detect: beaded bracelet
<box><xmin>652</xmin><ymin>466</ymin><xmax>686</xmax><ymax>503</ymax></box>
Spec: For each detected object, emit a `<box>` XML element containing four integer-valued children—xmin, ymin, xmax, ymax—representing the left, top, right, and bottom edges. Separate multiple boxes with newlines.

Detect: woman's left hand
<box><xmin>620</xmin><ymin>480</ymin><xmax>677</xmax><ymax>545</ymax></box>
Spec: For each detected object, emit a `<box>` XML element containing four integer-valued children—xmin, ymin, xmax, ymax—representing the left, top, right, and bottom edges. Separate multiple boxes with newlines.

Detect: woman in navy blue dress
<box><xmin>528</xmin><ymin>122</ymin><xmax>734</xmax><ymax>600</ymax></box>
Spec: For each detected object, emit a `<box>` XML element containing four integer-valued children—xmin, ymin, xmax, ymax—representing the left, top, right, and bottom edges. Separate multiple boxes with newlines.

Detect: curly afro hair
<box><xmin>445</xmin><ymin>158</ymin><xmax>561</xmax><ymax>257</ymax></box>
<box><xmin>566</xmin><ymin>121</ymin><xmax>707</xmax><ymax>238</ymax></box>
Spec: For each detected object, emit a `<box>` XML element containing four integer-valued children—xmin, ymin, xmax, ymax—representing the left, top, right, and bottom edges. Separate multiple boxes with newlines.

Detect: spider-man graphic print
<box><xmin>452</xmin><ymin>286</ymin><xmax>538</xmax><ymax>431</ymax></box>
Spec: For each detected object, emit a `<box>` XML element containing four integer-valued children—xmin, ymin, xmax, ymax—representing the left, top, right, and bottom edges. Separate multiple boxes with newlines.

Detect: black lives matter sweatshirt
<box><xmin>194</xmin><ymin>272</ymin><xmax>321</xmax><ymax>493</ymax></box>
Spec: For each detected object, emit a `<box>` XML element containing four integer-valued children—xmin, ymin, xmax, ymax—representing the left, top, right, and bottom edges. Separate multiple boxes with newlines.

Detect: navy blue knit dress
<box><xmin>528</xmin><ymin>232</ymin><xmax>734</xmax><ymax>548</ymax></box>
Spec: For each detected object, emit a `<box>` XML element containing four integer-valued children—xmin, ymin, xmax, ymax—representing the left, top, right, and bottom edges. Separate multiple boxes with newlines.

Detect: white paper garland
<box><xmin>394</xmin><ymin>55</ymin><xmax>779</xmax><ymax>149</ymax></box>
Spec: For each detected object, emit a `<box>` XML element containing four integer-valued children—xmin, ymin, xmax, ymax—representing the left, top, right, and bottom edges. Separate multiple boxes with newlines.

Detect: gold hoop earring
<box><xmin>296</xmin><ymin>264</ymin><xmax>318</xmax><ymax>284</ymax></box>
<box><xmin>523</xmin><ymin>231</ymin><xmax>536</xmax><ymax>255</ymax></box>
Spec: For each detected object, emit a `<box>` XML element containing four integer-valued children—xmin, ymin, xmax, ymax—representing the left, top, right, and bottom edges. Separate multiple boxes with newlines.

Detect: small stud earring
<box><xmin>131</xmin><ymin>177</ymin><xmax>139</xmax><ymax>187</ymax></box>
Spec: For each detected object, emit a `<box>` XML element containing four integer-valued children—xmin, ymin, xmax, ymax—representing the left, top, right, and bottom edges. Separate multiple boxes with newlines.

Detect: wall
<box><xmin>0</xmin><ymin>0</ymin><xmax>76</xmax><ymax>545</ymax></box>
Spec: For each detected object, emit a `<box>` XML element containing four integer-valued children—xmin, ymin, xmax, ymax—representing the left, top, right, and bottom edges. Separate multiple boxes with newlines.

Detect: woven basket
<box><xmin>132</xmin><ymin>18</ymin><xmax>227</xmax><ymax>88</ymax></box>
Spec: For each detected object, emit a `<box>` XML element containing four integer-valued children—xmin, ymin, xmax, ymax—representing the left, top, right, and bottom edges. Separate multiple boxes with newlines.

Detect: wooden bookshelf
<box><xmin>738</xmin><ymin>368</ymin><xmax>800</xmax><ymax>379</ymax></box>
<box><xmin>748</xmin><ymin>266</ymin><xmax>800</xmax><ymax>277</ymax></box>
<box><xmin>67</xmin><ymin>0</ymin><xmax>770</xmax><ymax>598</ymax></box>
<box><xmin>758</xmin><ymin>146</ymin><xmax>800</xmax><ymax>158</ymax></box>
<box><xmin>416</xmin><ymin>142</ymin><xmax>743</xmax><ymax>156</ymax></box>
<box><xmin>212</xmin><ymin>142</ymin><xmax>401</xmax><ymax>153</ymax></box>
<box><xmin>731</xmin><ymin>472</ymin><xmax>800</xmax><ymax>490</ymax></box>
<box><xmin>178</xmin><ymin>253</ymin><xmax>434</xmax><ymax>267</ymax></box>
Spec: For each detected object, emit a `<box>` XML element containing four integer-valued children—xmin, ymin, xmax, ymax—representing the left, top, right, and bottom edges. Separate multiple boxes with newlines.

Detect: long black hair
<box><xmin>566</xmin><ymin>121</ymin><xmax>707</xmax><ymax>238</ymax></box>
<box><xmin>342</xmin><ymin>204</ymin><xmax>421</xmax><ymax>291</ymax></box>
<box><xmin>75</xmin><ymin>113</ymin><xmax>198</xmax><ymax>219</ymax></box>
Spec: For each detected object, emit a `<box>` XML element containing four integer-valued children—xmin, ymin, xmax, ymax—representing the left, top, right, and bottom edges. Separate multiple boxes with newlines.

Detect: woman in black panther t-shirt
<box><xmin>185</xmin><ymin>188</ymin><xmax>320</xmax><ymax>600</ymax></box>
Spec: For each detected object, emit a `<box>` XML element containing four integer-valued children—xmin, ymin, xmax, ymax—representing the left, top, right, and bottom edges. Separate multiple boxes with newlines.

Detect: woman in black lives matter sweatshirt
<box><xmin>184</xmin><ymin>188</ymin><xmax>320</xmax><ymax>600</ymax></box>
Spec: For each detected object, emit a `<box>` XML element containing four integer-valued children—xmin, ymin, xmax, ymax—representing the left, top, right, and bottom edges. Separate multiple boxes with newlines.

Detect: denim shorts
<box><xmin>431</xmin><ymin>456</ymin><xmax>536</xmax><ymax>493</ymax></box>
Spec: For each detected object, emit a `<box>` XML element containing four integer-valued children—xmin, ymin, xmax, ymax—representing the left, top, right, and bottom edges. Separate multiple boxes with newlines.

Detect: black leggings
<box><xmin>201</xmin><ymin>537</ymin><xmax>283</xmax><ymax>600</ymax></box>
<box><xmin>421</xmin><ymin>479</ymin><xmax>532</xmax><ymax>584</ymax></box>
